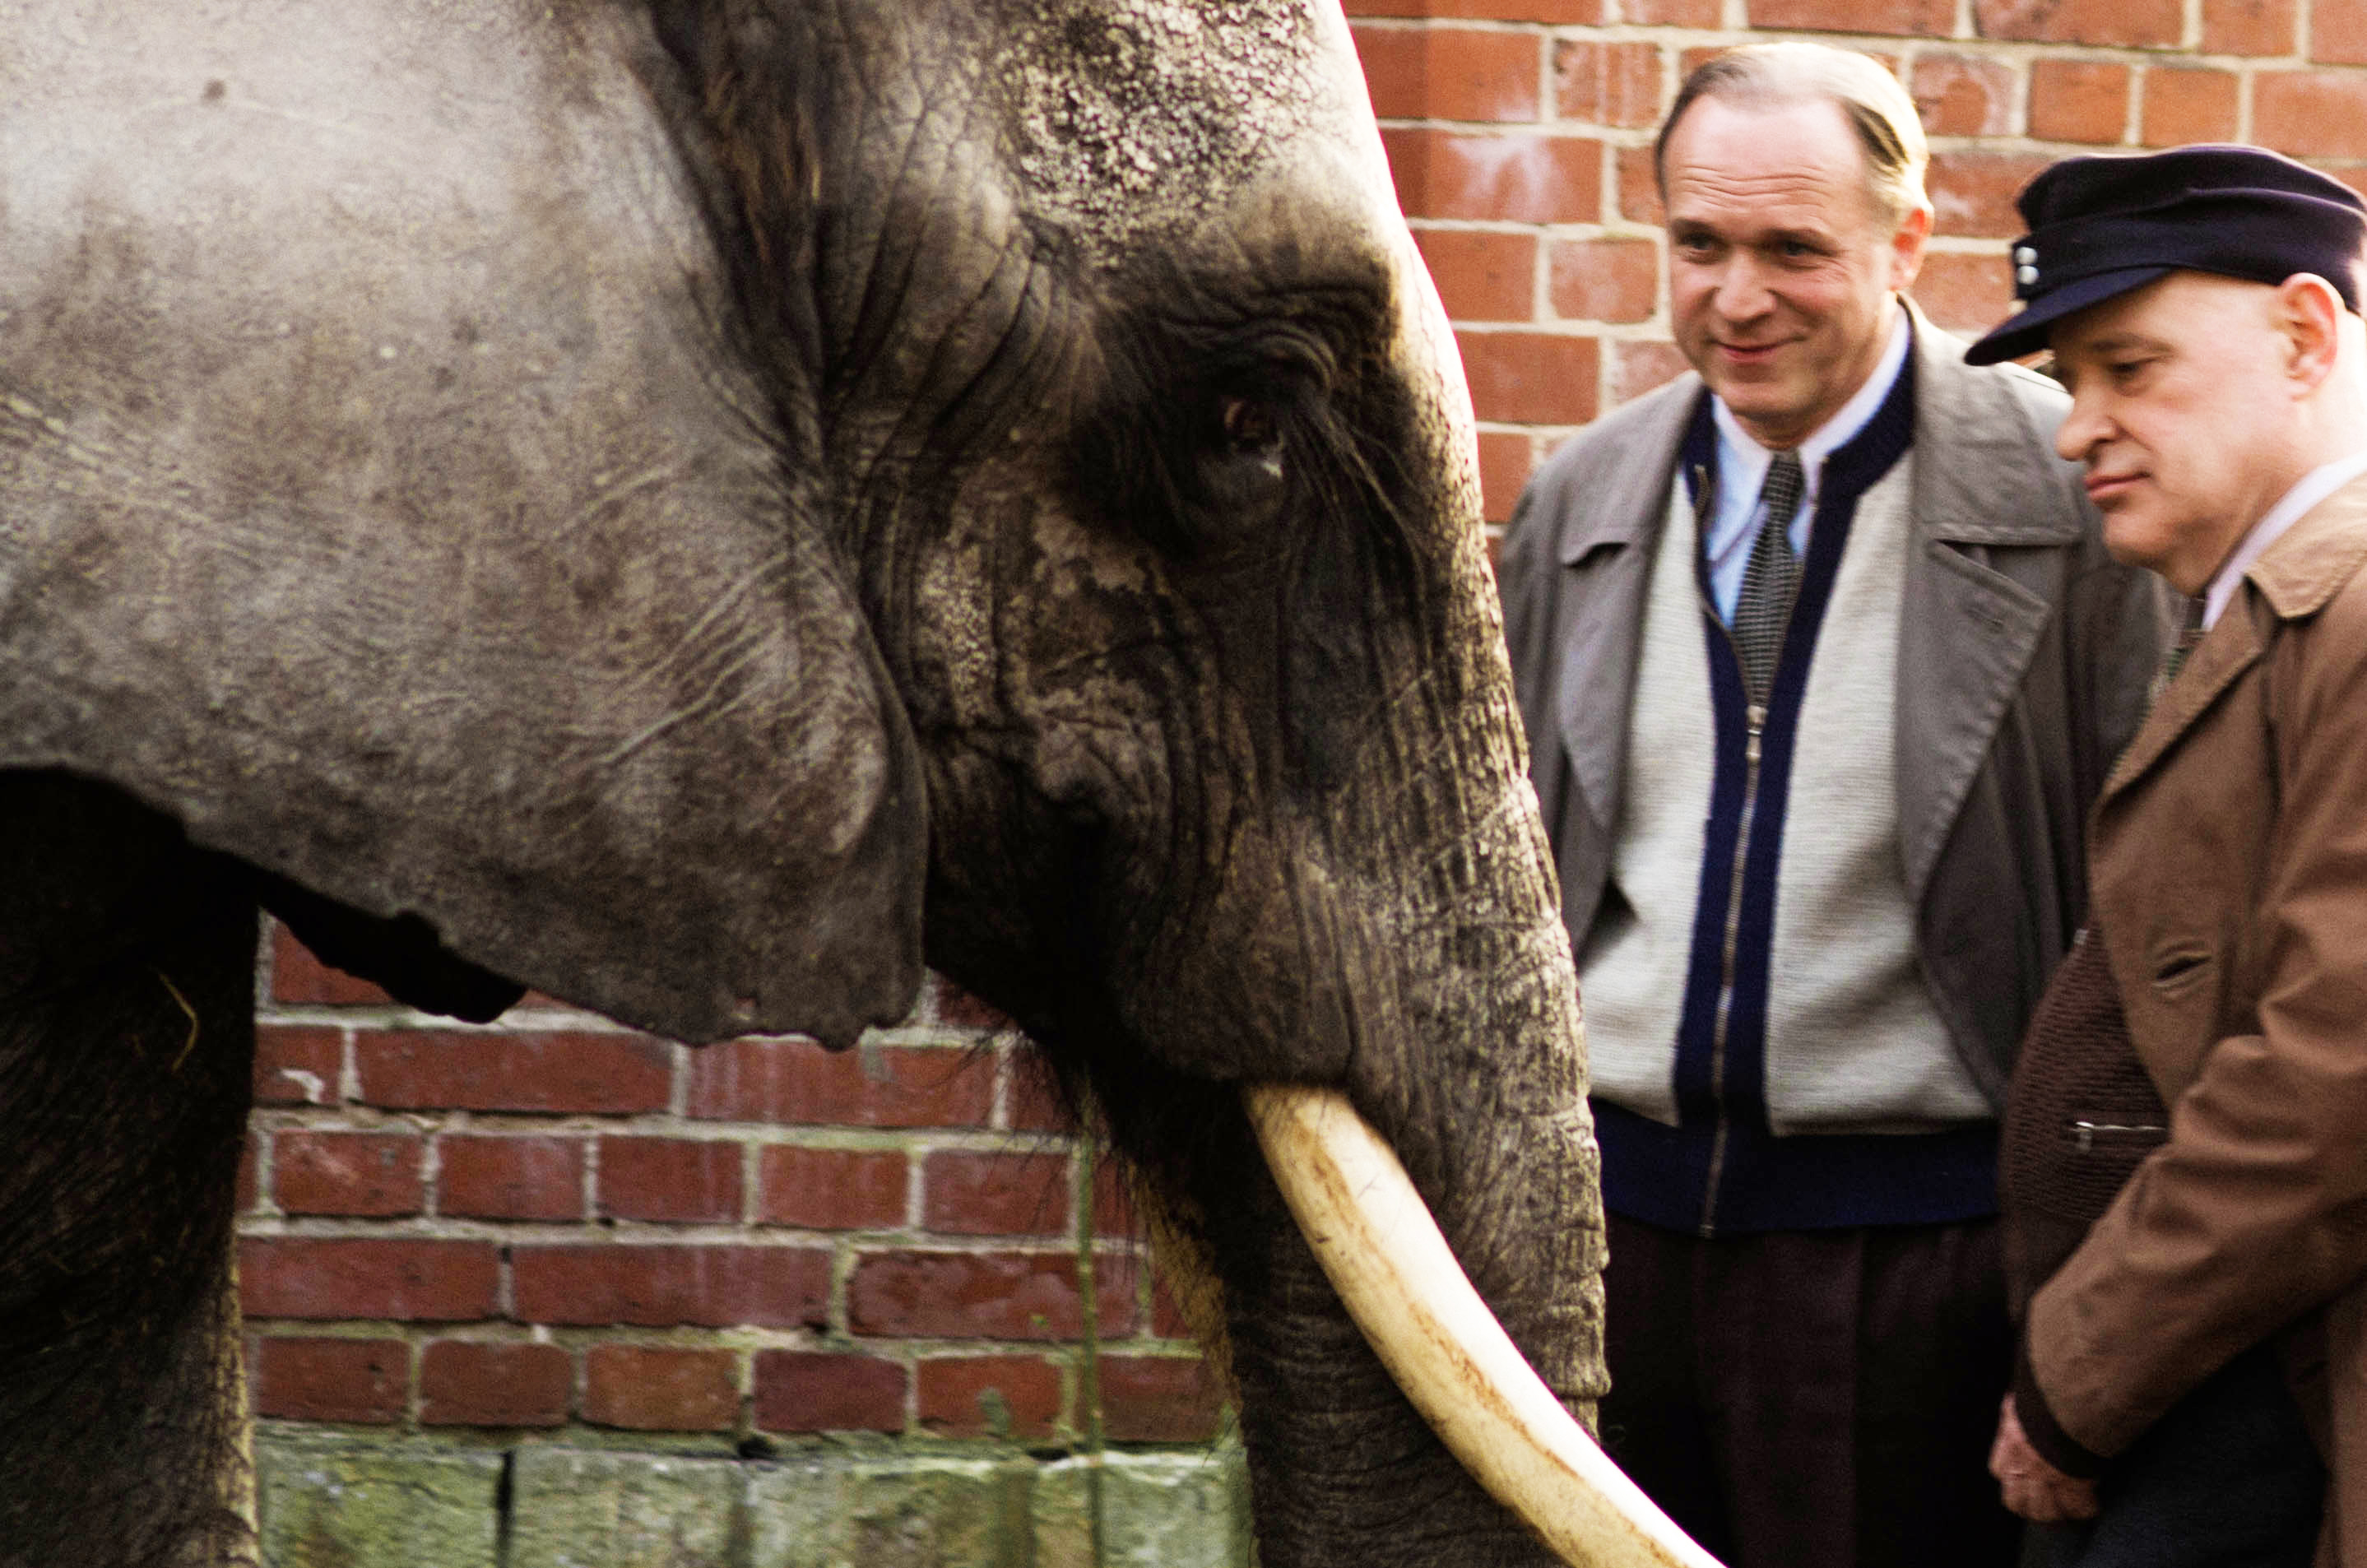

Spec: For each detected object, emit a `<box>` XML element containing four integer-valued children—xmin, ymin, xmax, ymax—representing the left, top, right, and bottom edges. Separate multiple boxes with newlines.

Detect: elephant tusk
<box><xmin>1243</xmin><ymin>1082</ymin><xmax>1726</xmax><ymax>1568</ymax></box>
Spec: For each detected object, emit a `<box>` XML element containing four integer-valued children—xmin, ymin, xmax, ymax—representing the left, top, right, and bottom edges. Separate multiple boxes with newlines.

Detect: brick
<box><xmin>255</xmin><ymin>1025</ymin><xmax>342</xmax><ymax>1106</ymax></box>
<box><xmin>2202</xmin><ymin>0</ymin><xmax>2295</xmax><ymax>54</ymax></box>
<box><xmin>2141</xmin><ymin>67</ymin><xmax>2239</xmax><ymax>147</ymax></box>
<box><xmin>273</xmin><ymin>1131</ymin><xmax>424</xmax><ymax>1218</ymax></box>
<box><xmin>269</xmin><ymin>922</ymin><xmax>392</xmax><ymax>1006</ymax></box>
<box><xmin>597</xmin><ymin>1137</ymin><xmax>744</xmax><ymax>1224</ymax></box>
<box><xmin>1346</xmin><ymin>0</ymin><xmax>1602</xmax><ymax>18</ymax></box>
<box><xmin>506</xmin><ymin>1450</ymin><xmax>735</xmax><ymax>1564</ymax></box>
<box><xmin>923</xmin><ymin>1150</ymin><xmax>1071</xmax><ymax>1237</ymax></box>
<box><xmin>1552</xmin><ymin>40</ymin><xmax>1660</xmax><ymax>129</ymax></box>
<box><xmin>1975</xmin><ymin>0</ymin><xmax>2179</xmax><ymax>45</ymax></box>
<box><xmin>242</xmin><ymin>1238</ymin><xmax>499</xmax><ymax>1322</ymax></box>
<box><xmin>1622</xmin><ymin>0</ymin><xmax>1718</xmax><ymax>22</ymax></box>
<box><xmin>1615</xmin><ymin>341</ymin><xmax>1692</xmax><ymax>402</ymax></box>
<box><xmin>1749</xmin><ymin>0</ymin><xmax>1950</xmax><ymax>35</ymax></box>
<box><xmin>237</xmin><ymin>1140</ymin><xmax>260</xmax><ymax>1214</ymax></box>
<box><xmin>1099</xmin><ymin>1356</ymin><xmax>1228</xmax><ymax>1443</ymax></box>
<box><xmin>685</xmin><ymin>1037</ymin><xmax>991</xmax><ymax>1127</ymax></box>
<box><xmin>917</xmin><ymin>1357</ymin><xmax>1065</xmax><ymax>1440</ymax></box>
<box><xmin>511</xmin><ymin>1244</ymin><xmax>829</xmax><ymax>1329</ymax></box>
<box><xmin>1412</xmin><ymin>229</ymin><xmax>1536</xmax><ymax>322</ymax></box>
<box><xmin>1616</xmin><ymin>143</ymin><xmax>1664</xmax><ymax>226</ymax></box>
<box><xmin>1911</xmin><ymin>52</ymin><xmax>2015</xmax><ymax>137</ymax></box>
<box><xmin>1089</xmin><ymin>1159</ymin><xmax>1137</xmax><ymax>1238</ymax></box>
<box><xmin>1477</xmin><ymin>433</ymin><xmax>1537</xmax><ymax>525</ymax></box>
<box><xmin>436</xmin><ymin>1134</ymin><xmax>585</xmax><ymax>1222</ymax></box>
<box><xmin>1455</xmin><ymin>332</ymin><xmax>1599</xmax><ymax>426</ymax></box>
<box><xmin>2318</xmin><ymin>0</ymin><xmax>2367</xmax><ymax>62</ymax></box>
<box><xmin>582</xmin><ymin>1345</ymin><xmax>737</xmax><ymax>1432</ymax></box>
<box><xmin>2256</xmin><ymin>72</ymin><xmax>2367</xmax><ymax>160</ymax></box>
<box><xmin>1911</xmin><ymin>253</ymin><xmax>2016</xmax><ymax>336</ymax></box>
<box><xmin>252</xmin><ymin>1336</ymin><xmax>408</xmax><ymax>1424</ymax></box>
<box><xmin>2028</xmin><ymin>60</ymin><xmax>2129</xmax><ymax>145</ymax></box>
<box><xmin>1677</xmin><ymin>46</ymin><xmax>1729</xmax><ymax>86</ymax></box>
<box><xmin>1002</xmin><ymin>1052</ymin><xmax>1068</xmax><ymax>1135</ymax></box>
<box><xmin>849</xmin><ymin>1249</ymin><xmax>1139</xmax><ymax>1340</ymax></box>
<box><xmin>1381</xmin><ymin>129</ymin><xmax>1603</xmax><ymax>223</ymax></box>
<box><xmin>753</xmin><ymin>1351</ymin><xmax>908</xmax><ymax>1434</ymax></box>
<box><xmin>255</xmin><ymin>1436</ymin><xmax>503</xmax><ymax>1566</ymax></box>
<box><xmin>355</xmin><ymin>1029</ymin><xmax>671</xmax><ymax>1114</ymax></box>
<box><xmin>1548</xmin><ymin>238</ymin><xmax>1659</xmax><ymax>324</ymax></box>
<box><xmin>1928</xmin><ymin>151</ymin><xmax>2051</xmax><ymax>239</ymax></box>
<box><xmin>1352</xmin><ymin>26</ymin><xmax>1543</xmax><ymax>123</ymax></box>
<box><xmin>419</xmin><ymin>1340</ymin><xmax>571</xmax><ymax>1427</ymax></box>
<box><xmin>758</xmin><ymin>1145</ymin><xmax>907</xmax><ymax>1229</ymax></box>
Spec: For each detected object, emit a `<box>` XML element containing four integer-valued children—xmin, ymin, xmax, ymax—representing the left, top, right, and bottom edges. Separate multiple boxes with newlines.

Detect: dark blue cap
<box><xmin>1962</xmin><ymin>144</ymin><xmax>2367</xmax><ymax>365</ymax></box>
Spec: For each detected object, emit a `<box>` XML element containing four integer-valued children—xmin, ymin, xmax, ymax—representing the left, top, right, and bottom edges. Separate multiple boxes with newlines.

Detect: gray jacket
<box><xmin>1497</xmin><ymin>309</ymin><xmax>2172</xmax><ymax>1106</ymax></box>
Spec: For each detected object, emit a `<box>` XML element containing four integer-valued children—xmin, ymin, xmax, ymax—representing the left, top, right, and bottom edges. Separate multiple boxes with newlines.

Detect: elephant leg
<box><xmin>0</xmin><ymin>775</ymin><xmax>262</xmax><ymax>1568</ymax></box>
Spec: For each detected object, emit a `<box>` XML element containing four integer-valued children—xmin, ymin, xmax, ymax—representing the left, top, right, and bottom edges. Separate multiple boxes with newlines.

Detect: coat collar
<box><xmin>1907</xmin><ymin>301</ymin><xmax>2086</xmax><ymax>550</ymax></box>
<box><xmin>2248</xmin><ymin>473</ymin><xmax>2367</xmax><ymax>621</ymax></box>
<box><xmin>1554</xmin><ymin>380</ymin><xmax>1696</xmax><ymax>567</ymax></box>
<box><xmin>2103</xmin><ymin>474</ymin><xmax>2367</xmax><ymax>801</ymax></box>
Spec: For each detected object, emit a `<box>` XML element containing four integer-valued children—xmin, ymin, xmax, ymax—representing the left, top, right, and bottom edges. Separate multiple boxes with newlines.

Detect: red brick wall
<box><xmin>244</xmin><ymin>925</ymin><xmax>1217</xmax><ymax>1445</ymax></box>
<box><xmin>243</xmin><ymin>4</ymin><xmax>2367</xmax><ymax>1447</ymax></box>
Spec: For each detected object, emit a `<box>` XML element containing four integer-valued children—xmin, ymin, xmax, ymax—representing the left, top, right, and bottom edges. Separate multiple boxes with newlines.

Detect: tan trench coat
<box><xmin>2030</xmin><ymin>473</ymin><xmax>2367</xmax><ymax>1564</ymax></box>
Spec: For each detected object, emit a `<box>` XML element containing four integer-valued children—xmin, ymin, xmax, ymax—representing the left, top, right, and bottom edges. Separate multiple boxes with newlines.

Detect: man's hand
<box><xmin>1989</xmin><ymin>1394</ymin><xmax>2101</xmax><ymax>1523</ymax></box>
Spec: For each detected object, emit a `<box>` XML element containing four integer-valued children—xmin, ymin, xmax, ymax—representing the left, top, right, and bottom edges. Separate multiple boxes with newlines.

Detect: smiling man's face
<box><xmin>1663</xmin><ymin>95</ymin><xmax>1929</xmax><ymax>450</ymax></box>
<box><xmin>2049</xmin><ymin>272</ymin><xmax>2310</xmax><ymax>595</ymax></box>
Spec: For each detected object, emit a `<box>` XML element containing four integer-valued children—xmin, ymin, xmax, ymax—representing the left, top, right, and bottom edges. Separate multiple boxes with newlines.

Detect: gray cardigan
<box><xmin>1497</xmin><ymin>308</ymin><xmax>2172</xmax><ymax>1106</ymax></box>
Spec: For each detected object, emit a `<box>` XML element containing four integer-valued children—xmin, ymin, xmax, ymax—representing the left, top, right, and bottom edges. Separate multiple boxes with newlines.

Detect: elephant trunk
<box><xmin>1135</xmin><ymin>815</ymin><xmax>1640</xmax><ymax>1568</ymax></box>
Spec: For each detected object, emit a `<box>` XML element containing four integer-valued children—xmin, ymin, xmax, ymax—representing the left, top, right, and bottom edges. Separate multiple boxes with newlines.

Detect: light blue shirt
<box><xmin>1701</xmin><ymin>302</ymin><xmax>1913</xmax><ymax>624</ymax></box>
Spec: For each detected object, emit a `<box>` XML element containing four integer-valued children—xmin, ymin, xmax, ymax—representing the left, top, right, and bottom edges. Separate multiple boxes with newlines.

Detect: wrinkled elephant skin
<box><xmin>0</xmin><ymin>4</ymin><xmax>1607</xmax><ymax>1565</ymax></box>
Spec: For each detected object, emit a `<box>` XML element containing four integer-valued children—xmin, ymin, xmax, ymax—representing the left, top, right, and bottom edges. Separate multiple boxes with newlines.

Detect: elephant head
<box><xmin>0</xmin><ymin>2</ymin><xmax>1694</xmax><ymax>1563</ymax></box>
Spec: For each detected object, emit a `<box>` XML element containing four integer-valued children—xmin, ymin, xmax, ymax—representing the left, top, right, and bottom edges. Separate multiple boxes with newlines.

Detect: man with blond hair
<box><xmin>1497</xmin><ymin>44</ymin><xmax>2168</xmax><ymax>1567</ymax></box>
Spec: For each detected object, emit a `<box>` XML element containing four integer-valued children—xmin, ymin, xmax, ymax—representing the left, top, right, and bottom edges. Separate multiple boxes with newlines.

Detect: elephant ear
<box><xmin>0</xmin><ymin>7</ymin><xmax>923</xmax><ymax>1046</ymax></box>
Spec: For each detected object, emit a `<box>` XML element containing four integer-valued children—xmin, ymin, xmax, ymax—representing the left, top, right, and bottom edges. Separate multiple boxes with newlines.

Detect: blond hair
<box><xmin>1655</xmin><ymin>44</ymin><xmax>1930</xmax><ymax>229</ymax></box>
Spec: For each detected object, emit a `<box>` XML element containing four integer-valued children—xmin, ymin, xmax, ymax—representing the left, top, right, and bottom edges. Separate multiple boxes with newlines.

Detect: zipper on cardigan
<box><xmin>1699</xmin><ymin>696</ymin><xmax>1767</xmax><ymax>1236</ymax></box>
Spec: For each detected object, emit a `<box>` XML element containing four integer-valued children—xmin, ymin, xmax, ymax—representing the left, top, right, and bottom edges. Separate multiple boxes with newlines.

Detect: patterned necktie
<box><xmin>1733</xmin><ymin>449</ymin><xmax>1806</xmax><ymax>703</ymax></box>
<box><xmin>2163</xmin><ymin>594</ymin><xmax>2206</xmax><ymax>683</ymax></box>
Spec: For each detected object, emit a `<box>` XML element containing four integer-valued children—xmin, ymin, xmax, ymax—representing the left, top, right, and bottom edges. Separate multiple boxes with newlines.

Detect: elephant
<box><xmin>0</xmin><ymin>2</ymin><xmax>1680</xmax><ymax>1565</ymax></box>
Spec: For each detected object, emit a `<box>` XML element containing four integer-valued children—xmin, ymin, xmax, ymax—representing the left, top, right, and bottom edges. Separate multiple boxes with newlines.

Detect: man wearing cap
<box><xmin>1497</xmin><ymin>41</ymin><xmax>2170</xmax><ymax>1568</ymax></box>
<box><xmin>1975</xmin><ymin>146</ymin><xmax>2367</xmax><ymax>1565</ymax></box>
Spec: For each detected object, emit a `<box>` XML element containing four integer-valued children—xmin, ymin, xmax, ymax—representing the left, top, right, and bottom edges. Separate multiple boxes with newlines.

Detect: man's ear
<box><xmin>2274</xmin><ymin>272</ymin><xmax>2346</xmax><ymax>392</ymax></box>
<box><xmin>1887</xmin><ymin>201</ymin><xmax>1934</xmax><ymax>293</ymax></box>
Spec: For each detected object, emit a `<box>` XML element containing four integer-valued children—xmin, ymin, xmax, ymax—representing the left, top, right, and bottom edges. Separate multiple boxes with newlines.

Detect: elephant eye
<box><xmin>1219</xmin><ymin>395</ymin><xmax>1281</xmax><ymax>454</ymax></box>
<box><xmin>1200</xmin><ymin>394</ymin><xmax>1289</xmax><ymax>528</ymax></box>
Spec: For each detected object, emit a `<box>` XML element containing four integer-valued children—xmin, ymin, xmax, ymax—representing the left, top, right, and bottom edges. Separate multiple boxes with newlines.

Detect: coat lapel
<box><xmin>1553</xmin><ymin>382</ymin><xmax>1699</xmax><ymax>835</ymax></box>
<box><xmin>2099</xmin><ymin>480</ymin><xmax>2367</xmax><ymax>805</ymax></box>
<box><xmin>2098</xmin><ymin>607</ymin><xmax>2259</xmax><ymax>804</ymax></box>
<box><xmin>1896</xmin><ymin>310</ymin><xmax>2087</xmax><ymax>904</ymax></box>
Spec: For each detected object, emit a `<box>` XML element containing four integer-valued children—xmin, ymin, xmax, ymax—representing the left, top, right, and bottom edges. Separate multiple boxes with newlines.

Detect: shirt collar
<box><xmin>2202</xmin><ymin>446</ymin><xmax>2367</xmax><ymax>629</ymax></box>
<box><xmin>1710</xmin><ymin>299</ymin><xmax>1912</xmax><ymax>509</ymax></box>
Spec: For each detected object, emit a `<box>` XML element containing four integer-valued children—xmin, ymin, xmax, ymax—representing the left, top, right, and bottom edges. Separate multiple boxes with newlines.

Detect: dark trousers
<box><xmin>2024</xmin><ymin>1345</ymin><xmax>2323</xmax><ymax>1568</ymax></box>
<box><xmin>1601</xmin><ymin>1210</ymin><xmax>2021</xmax><ymax>1568</ymax></box>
